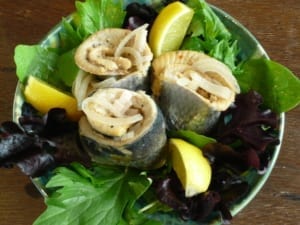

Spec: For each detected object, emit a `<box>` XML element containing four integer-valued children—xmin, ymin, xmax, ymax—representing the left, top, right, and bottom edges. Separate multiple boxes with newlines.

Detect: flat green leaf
<box><xmin>75</xmin><ymin>0</ymin><xmax>126</xmax><ymax>38</ymax></box>
<box><xmin>58</xmin><ymin>17</ymin><xmax>83</xmax><ymax>53</ymax></box>
<box><xmin>236</xmin><ymin>58</ymin><xmax>300</xmax><ymax>113</ymax></box>
<box><xmin>54</xmin><ymin>48</ymin><xmax>79</xmax><ymax>88</ymax></box>
<box><xmin>121</xmin><ymin>208</ymin><xmax>163</xmax><ymax>225</ymax></box>
<box><xmin>168</xmin><ymin>130</ymin><xmax>216</xmax><ymax>148</ymax></box>
<box><xmin>33</xmin><ymin>164</ymin><xmax>152</xmax><ymax>225</ymax></box>
<box><xmin>182</xmin><ymin>0</ymin><xmax>240</xmax><ymax>72</ymax></box>
<box><xmin>187</xmin><ymin>0</ymin><xmax>231</xmax><ymax>40</ymax></box>
<box><xmin>14</xmin><ymin>45</ymin><xmax>58</xmax><ymax>83</ymax></box>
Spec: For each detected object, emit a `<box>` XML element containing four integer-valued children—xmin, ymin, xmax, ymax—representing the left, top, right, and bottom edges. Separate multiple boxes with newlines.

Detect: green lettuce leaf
<box><xmin>182</xmin><ymin>0</ymin><xmax>240</xmax><ymax>72</ymax></box>
<box><xmin>14</xmin><ymin>44</ymin><xmax>76</xmax><ymax>90</ymax></box>
<box><xmin>58</xmin><ymin>17</ymin><xmax>84</xmax><ymax>53</ymax></box>
<box><xmin>236</xmin><ymin>58</ymin><xmax>300</xmax><ymax>113</ymax></box>
<box><xmin>54</xmin><ymin>48</ymin><xmax>79</xmax><ymax>87</ymax></box>
<box><xmin>75</xmin><ymin>0</ymin><xmax>126</xmax><ymax>38</ymax></box>
<box><xmin>33</xmin><ymin>163</ymin><xmax>152</xmax><ymax>225</ymax></box>
<box><xmin>168</xmin><ymin>130</ymin><xmax>216</xmax><ymax>148</ymax></box>
<box><xmin>186</xmin><ymin>0</ymin><xmax>231</xmax><ymax>39</ymax></box>
<box><xmin>14</xmin><ymin>45</ymin><xmax>58</xmax><ymax>84</ymax></box>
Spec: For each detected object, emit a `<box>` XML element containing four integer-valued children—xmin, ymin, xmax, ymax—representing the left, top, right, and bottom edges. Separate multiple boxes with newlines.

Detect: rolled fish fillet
<box><xmin>74</xmin><ymin>24</ymin><xmax>153</xmax><ymax>91</ymax></box>
<box><xmin>152</xmin><ymin>50</ymin><xmax>240</xmax><ymax>134</ymax></box>
<box><xmin>79</xmin><ymin>88</ymin><xmax>167</xmax><ymax>168</ymax></box>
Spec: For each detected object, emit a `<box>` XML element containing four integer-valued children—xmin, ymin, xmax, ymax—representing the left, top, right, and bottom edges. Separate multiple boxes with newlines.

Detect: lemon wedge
<box><xmin>149</xmin><ymin>1</ymin><xmax>194</xmax><ymax>57</ymax></box>
<box><xmin>169</xmin><ymin>138</ymin><xmax>212</xmax><ymax>197</ymax></box>
<box><xmin>24</xmin><ymin>76</ymin><xmax>81</xmax><ymax>121</ymax></box>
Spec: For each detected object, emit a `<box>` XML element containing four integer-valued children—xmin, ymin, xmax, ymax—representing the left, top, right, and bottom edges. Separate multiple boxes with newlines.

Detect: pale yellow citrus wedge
<box><xmin>24</xmin><ymin>76</ymin><xmax>82</xmax><ymax>121</ymax></box>
<box><xmin>169</xmin><ymin>138</ymin><xmax>212</xmax><ymax>197</ymax></box>
<box><xmin>149</xmin><ymin>1</ymin><xmax>194</xmax><ymax>57</ymax></box>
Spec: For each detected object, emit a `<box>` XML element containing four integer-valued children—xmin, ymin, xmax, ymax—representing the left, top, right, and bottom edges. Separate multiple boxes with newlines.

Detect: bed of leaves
<box><xmin>0</xmin><ymin>90</ymin><xmax>280</xmax><ymax>225</ymax></box>
<box><xmin>1</xmin><ymin>0</ymin><xmax>299</xmax><ymax>224</ymax></box>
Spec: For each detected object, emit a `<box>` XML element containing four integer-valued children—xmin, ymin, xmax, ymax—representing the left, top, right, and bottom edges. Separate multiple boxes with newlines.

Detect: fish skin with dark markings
<box><xmin>96</xmin><ymin>73</ymin><xmax>151</xmax><ymax>93</ymax></box>
<box><xmin>79</xmin><ymin>89</ymin><xmax>167</xmax><ymax>169</ymax></box>
<box><xmin>158</xmin><ymin>81</ymin><xmax>220</xmax><ymax>134</ymax></box>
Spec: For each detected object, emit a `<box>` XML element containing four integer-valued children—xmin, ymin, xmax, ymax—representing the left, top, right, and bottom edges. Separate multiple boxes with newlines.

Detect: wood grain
<box><xmin>0</xmin><ymin>0</ymin><xmax>299</xmax><ymax>224</ymax></box>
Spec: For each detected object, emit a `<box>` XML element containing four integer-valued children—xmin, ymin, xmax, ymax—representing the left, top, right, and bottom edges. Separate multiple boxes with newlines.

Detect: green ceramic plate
<box><xmin>12</xmin><ymin>2</ymin><xmax>285</xmax><ymax>225</ymax></box>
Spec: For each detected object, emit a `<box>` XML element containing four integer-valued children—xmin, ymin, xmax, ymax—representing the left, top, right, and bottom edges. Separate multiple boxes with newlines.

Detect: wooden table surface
<box><xmin>0</xmin><ymin>0</ymin><xmax>299</xmax><ymax>224</ymax></box>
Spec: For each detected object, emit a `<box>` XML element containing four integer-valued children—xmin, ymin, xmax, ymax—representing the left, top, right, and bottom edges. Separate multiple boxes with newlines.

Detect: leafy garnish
<box><xmin>75</xmin><ymin>0</ymin><xmax>126</xmax><ymax>38</ymax></box>
<box><xmin>182</xmin><ymin>0</ymin><xmax>240</xmax><ymax>72</ymax></box>
<box><xmin>0</xmin><ymin>104</ymin><xmax>89</xmax><ymax>177</ymax></box>
<box><xmin>54</xmin><ymin>48</ymin><xmax>79</xmax><ymax>87</ymax></box>
<box><xmin>214</xmin><ymin>91</ymin><xmax>279</xmax><ymax>170</ymax></box>
<box><xmin>168</xmin><ymin>130</ymin><xmax>216</xmax><ymax>148</ymax></box>
<box><xmin>154</xmin><ymin>173</ymin><xmax>234</xmax><ymax>222</ymax></box>
<box><xmin>14</xmin><ymin>45</ymin><xmax>58</xmax><ymax>84</ymax></box>
<box><xmin>7</xmin><ymin>1</ymin><xmax>300</xmax><ymax>225</ymax></box>
<box><xmin>14</xmin><ymin>44</ymin><xmax>75</xmax><ymax>90</ymax></box>
<box><xmin>33</xmin><ymin>163</ymin><xmax>154</xmax><ymax>225</ymax></box>
<box><xmin>58</xmin><ymin>17</ymin><xmax>84</xmax><ymax>53</ymax></box>
<box><xmin>236</xmin><ymin>58</ymin><xmax>300</xmax><ymax>113</ymax></box>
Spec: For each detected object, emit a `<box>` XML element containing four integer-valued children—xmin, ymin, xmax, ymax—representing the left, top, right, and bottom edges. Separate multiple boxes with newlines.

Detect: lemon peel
<box><xmin>149</xmin><ymin>1</ymin><xmax>194</xmax><ymax>57</ymax></box>
<box><xmin>169</xmin><ymin>138</ymin><xmax>212</xmax><ymax>197</ymax></box>
<box><xmin>24</xmin><ymin>76</ymin><xmax>81</xmax><ymax>121</ymax></box>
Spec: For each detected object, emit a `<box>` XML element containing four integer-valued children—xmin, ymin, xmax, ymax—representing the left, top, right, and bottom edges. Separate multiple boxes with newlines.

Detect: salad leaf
<box><xmin>75</xmin><ymin>0</ymin><xmax>126</xmax><ymax>38</ymax></box>
<box><xmin>14</xmin><ymin>45</ymin><xmax>58</xmax><ymax>84</ymax></box>
<box><xmin>120</xmin><ymin>204</ymin><xmax>163</xmax><ymax>225</ymax></box>
<box><xmin>182</xmin><ymin>0</ymin><xmax>239</xmax><ymax>72</ymax></box>
<box><xmin>10</xmin><ymin>1</ymin><xmax>300</xmax><ymax>225</ymax></box>
<box><xmin>236</xmin><ymin>58</ymin><xmax>300</xmax><ymax>113</ymax></box>
<box><xmin>33</xmin><ymin>163</ymin><xmax>152</xmax><ymax>225</ymax></box>
<box><xmin>54</xmin><ymin>48</ymin><xmax>79</xmax><ymax>87</ymax></box>
<box><xmin>186</xmin><ymin>0</ymin><xmax>231</xmax><ymax>39</ymax></box>
<box><xmin>58</xmin><ymin>17</ymin><xmax>84</xmax><ymax>53</ymax></box>
<box><xmin>168</xmin><ymin>130</ymin><xmax>216</xmax><ymax>148</ymax></box>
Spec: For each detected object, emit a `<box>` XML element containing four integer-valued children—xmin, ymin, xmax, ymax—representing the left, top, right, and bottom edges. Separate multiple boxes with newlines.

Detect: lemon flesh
<box><xmin>24</xmin><ymin>76</ymin><xmax>81</xmax><ymax>121</ymax></box>
<box><xmin>169</xmin><ymin>138</ymin><xmax>212</xmax><ymax>197</ymax></box>
<box><xmin>149</xmin><ymin>1</ymin><xmax>194</xmax><ymax>57</ymax></box>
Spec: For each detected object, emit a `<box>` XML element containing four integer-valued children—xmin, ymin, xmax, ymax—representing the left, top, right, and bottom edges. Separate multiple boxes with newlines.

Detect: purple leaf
<box><xmin>0</xmin><ymin>134</ymin><xmax>35</xmax><ymax>161</ymax></box>
<box><xmin>215</xmin><ymin>91</ymin><xmax>279</xmax><ymax>153</ymax></box>
<box><xmin>17</xmin><ymin>152</ymin><xmax>55</xmax><ymax>177</ymax></box>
